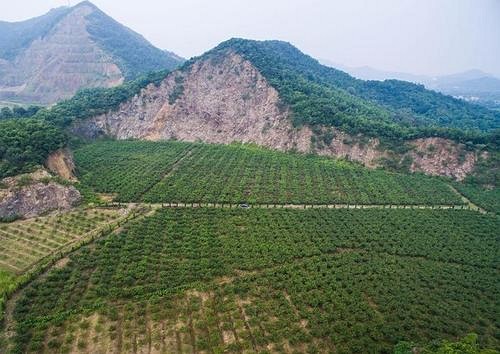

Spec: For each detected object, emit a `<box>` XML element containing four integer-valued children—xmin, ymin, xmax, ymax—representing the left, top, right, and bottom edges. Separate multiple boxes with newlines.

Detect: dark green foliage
<box><xmin>453</xmin><ymin>183</ymin><xmax>500</xmax><ymax>214</ymax></box>
<box><xmin>0</xmin><ymin>119</ymin><xmax>66</xmax><ymax>178</ymax></box>
<box><xmin>75</xmin><ymin>140</ymin><xmax>193</xmax><ymax>201</ymax></box>
<box><xmin>0</xmin><ymin>106</ymin><xmax>41</xmax><ymax>120</ymax></box>
<box><xmin>85</xmin><ymin>4</ymin><xmax>182</xmax><ymax>79</ymax></box>
<box><xmin>465</xmin><ymin>151</ymin><xmax>500</xmax><ymax>187</ymax></box>
<box><xmin>0</xmin><ymin>71</ymin><xmax>169</xmax><ymax>179</ymax></box>
<box><xmin>0</xmin><ymin>7</ymin><xmax>71</xmax><ymax>60</ymax></box>
<box><xmin>194</xmin><ymin>39</ymin><xmax>499</xmax><ymax>144</ymax></box>
<box><xmin>34</xmin><ymin>70</ymin><xmax>169</xmax><ymax>127</ymax></box>
<box><xmin>11</xmin><ymin>208</ymin><xmax>500</xmax><ymax>353</ymax></box>
<box><xmin>396</xmin><ymin>333</ymin><xmax>499</xmax><ymax>354</ymax></box>
<box><xmin>75</xmin><ymin>140</ymin><xmax>463</xmax><ymax>205</ymax></box>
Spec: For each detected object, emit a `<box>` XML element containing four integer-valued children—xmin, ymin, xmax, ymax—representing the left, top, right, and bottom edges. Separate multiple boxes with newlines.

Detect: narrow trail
<box><xmin>113</xmin><ymin>201</ymin><xmax>477</xmax><ymax>212</ymax></box>
<box><xmin>447</xmin><ymin>184</ymin><xmax>486</xmax><ymax>214</ymax></box>
<box><xmin>139</xmin><ymin>148</ymin><xmax>194</xmax><ymax>201</ymax></box>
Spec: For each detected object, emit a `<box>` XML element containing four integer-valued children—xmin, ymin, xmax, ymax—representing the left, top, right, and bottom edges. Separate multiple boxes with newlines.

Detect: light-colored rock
<box><xmin>0</xmin><ymin>4</ymin><xmax>123</xmax><ymax>104</ymax></box>
<box><xmin>409</xmin><ymin>138</ymin><xmax>476</xmax><ymax>180</ymax></box>
<box><xmin>0</xmin><ymin>170</ymin><xmax>81</xmax><ymax>219</ymax></box>
<box><xmin>71</xmin><ymin>51</ymin><xmax>480</xmax><ymax>180</ymax></box>
<box><xmin>45</xmin><ymin>148</ymin><xmax>77</xmax><ymax>181</ymax></box>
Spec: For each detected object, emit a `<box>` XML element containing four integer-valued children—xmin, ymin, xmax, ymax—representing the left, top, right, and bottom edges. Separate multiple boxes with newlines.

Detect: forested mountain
<box><xmin>328</xmin><ymin>64</ymin><xmax>500</xmax><ymax>111</ymax></box>
<box><xmin>207</xmin><ymin>39</ymin><xmax>500</xmax><ymax>139</ymax></box>
<box><xmin>2</xmin><ymin>38</ymin><xmax>499</xmax><ymax>182</ymax></box>
<box><xmin>0</xmin><ymin>1</ymin><xmax>183</xmax><ymax>105</ymax></box>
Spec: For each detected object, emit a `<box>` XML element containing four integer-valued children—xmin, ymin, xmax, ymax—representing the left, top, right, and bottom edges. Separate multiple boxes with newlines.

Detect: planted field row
<box><xmin>9</xmin><ymin>208</ymin><xmax>499</xmax><ymax>353</ymax></box>
<box><xmin>75</xmin><ymin>140</ymin><xmax>464</xmax><ymax>205</ymax></box>
<box><xmin>453</xmin><ymin>182</ymin><xmax>500</xmax><ymax>214</ymax></box>
<box><xmin>0</xmin><ymin>208</ymin><xmax>124</xmax><ymax>274</ymax></box>
<box><xmin>75</xmin><ymin>140</ymin><xmax>195</xmax><ymax>202</ymax></box>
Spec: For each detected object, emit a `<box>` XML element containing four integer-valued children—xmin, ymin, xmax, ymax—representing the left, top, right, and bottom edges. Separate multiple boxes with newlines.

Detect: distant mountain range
<box><xmin>0</xmin><ymin>1</ymin><xmax>183</xmax><ymax>105</ymax></box>
<box><xmin>321</xmin><ymin>61</ymin><xmax>500</xmax><ymax>110</ymax></box>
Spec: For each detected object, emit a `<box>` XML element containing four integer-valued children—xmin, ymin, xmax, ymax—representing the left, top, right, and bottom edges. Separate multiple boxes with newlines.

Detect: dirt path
<box><xmin>110</xmin><ymin>201</ymin><xmax>476</xmax><ymax>212</ymax></box>
<box><xmin>447</xmin><ymin>184</ymin><xmax>486</xmax><ymax>214</ymax></box>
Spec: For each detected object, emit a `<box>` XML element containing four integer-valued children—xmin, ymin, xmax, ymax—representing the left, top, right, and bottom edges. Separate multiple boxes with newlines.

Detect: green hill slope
<box><xmin>200</xmin><ymin>39</ymin><xmax>499</xmax><ymax>141</ymax></box>
<box><xmin>74</xmin><ymin>140</ymin><xmax>464</xmax><ymax>206</ymax></box>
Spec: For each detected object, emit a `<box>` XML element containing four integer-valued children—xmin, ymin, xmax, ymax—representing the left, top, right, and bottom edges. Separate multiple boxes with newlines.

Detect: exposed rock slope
<box><xmin>0</xmin><ymin>170</ymin><xmax>81</xmax><ymax>219</ymax></box>
<box><xmin>72</xmin><ymin>51</ymin><xmax>481</xmax><ymax>180</ymax></box>
<box><xmin>0</xmin><ymin>1</ymin><xmax>182</xmax><ymax>104</ymax></box>
<box><xmin>45</xmin><ymin>148</ymin><xmax>77</xmax><ymax>181</ymax></box>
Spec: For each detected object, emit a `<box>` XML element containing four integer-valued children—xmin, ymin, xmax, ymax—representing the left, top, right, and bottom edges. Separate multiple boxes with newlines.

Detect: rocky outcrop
<box><xmin>0</xmin><ymin>170</ymin><xmax>81</xmax><ymax>220</ymax></box>
<box><xmin>73</xmin><ymin>52</ymin><xmax>311</xmax><ymax>151</ymax></box>
<box><xmin>45</xmin><ymin>148</ymin><xmax>77</xmax><ymax>181</ymax></box>
<box><xmin>0</xmin><ymin>1</ymin><xmax>182</xmax><ymax>105</ymax></box>
<box><xmin>409</xmin><ymin>138</ymin><xmax>476</xmax><ymax>180</ymax></box>
<box><xmin>71</xmin><ymin>51</ymin><xmax>480</xmax><ymax>180</ymax></box>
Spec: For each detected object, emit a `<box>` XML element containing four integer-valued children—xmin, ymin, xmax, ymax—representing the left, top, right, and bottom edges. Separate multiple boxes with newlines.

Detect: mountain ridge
<box><xmin>326</xmin><ymin>62</ymin><xmax>500</xmax><ymax>109</ymax></box>
<box><xmin>0</xmin><ymin>1</ymin><xmax>183</xmax><ymax>105</ymax></box>
<box><xmin>66</xmin><ymin>38</ymin><xmax>496</xmax><ymax>180</ymax></box>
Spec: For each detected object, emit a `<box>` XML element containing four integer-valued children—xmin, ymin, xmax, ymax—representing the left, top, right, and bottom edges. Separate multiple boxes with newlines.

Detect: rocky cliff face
<box><xmin>73</xmin><ymin>52</ymin><xmax>311</xmax><ymax>151</ymax></box>
<box><xmin>409</xmin><ymin>138</ymin><xmax>476</xmax><ymax>180</ymax></box>
<box><xmin>0</xmin><ymin>170</ymin><xmax>81</xmax><ymax>220</ymax></box>
<box><xmin>72</xmin><ymin>51</ymin><xmax>480</xmax><ymax>180</ymax></box>
<box><xmin>45</xmin><ymin>148</ymin><xmax>77</xmax><ymax>181</ymax></box>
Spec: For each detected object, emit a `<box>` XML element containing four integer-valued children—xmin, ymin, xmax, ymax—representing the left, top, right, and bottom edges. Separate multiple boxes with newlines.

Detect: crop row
<box><xmin>0</xmin><ymin>208</ymin><xmax>123</xmax><ymax>274</ymax></box>
<box><xmin>9</xmin><ymin>208</ymin><xmax>499</xmax><ymax>353</ymax></box>
<box><xmin>75</xmin><ymin>140</ymin><xmax>464</xmax><ymax>205</ymax></box>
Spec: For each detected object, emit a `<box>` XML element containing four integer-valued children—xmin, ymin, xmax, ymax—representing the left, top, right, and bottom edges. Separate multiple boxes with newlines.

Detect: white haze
<box><xmin>1</xmin><ymin>0</ymin><xmax>499</xmax><ymax>77</ymax></box>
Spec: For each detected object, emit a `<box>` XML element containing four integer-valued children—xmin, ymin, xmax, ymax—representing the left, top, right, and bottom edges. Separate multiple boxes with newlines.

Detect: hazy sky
<box><xmin>1</xmin><ymin>0</ymin><xmax>499</xmax><ymax>77</ymax></box>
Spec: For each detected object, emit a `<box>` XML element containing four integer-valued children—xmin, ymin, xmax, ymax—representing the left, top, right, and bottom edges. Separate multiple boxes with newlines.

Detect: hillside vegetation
<box><xmin>200</xmin><ymin>39</ymin><xmax>499</xmax><ymax>144</ymax></box>
<box><xmin>74</xmin><ymin>140</ymin><xmax>464</xmax><ymax>205</ymax></box>
<box><xmin>7</xmin><ymin>208</ymin><xmax>499</xmax><ymax>353</ymax></box>
<box><xmin>84</xmin><ymin>2</ymin><xmax>183</xmax><ymax>80</ymax></box>
<box><xmin>0</xmin><ymin>119</ymin><xmax>66</xmax><ymax>179</ymax></box>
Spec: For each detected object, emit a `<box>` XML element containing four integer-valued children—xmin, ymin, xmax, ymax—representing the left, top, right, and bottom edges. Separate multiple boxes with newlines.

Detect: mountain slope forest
<box><xmin>0</xmin><ymin>1</ymin><xmax>183</xmax><ymax>105</ymax></box>
<box><xmin>207</xmin><ymin>39</ymin><xmax>500</xmax><ymax>139</ymax></box>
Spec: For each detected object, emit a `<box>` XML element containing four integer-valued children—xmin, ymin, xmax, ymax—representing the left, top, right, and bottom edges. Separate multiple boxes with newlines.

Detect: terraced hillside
<box><xmin>4</xmin><ymin>208</ymin><xmax>499</xmax><ymax>353</ymax></box>
<box><xmin>75</xmin><ymin>140</ymin><xmax>465</xmax><ymax>206</ymax></box>
<box><xmin>0</xmin><ymin>207</ymin><xmax>130</xmax><ymax>337</ymax></box>
<box><xmin>0</xmin><ymin>208</ymin><xmax>124</xmax><ymax>273</ymax></box>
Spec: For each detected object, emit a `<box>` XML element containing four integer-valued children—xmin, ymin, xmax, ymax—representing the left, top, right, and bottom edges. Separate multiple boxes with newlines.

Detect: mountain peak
<box><xmin>0</xmin><ymin>1</ymin><xmax>183</xmax><ymax>105</ymax></box>
<box><xmin>74</xmin><ymin>0</ymin><xmax>98</xmax><ymax>9</ymax></box>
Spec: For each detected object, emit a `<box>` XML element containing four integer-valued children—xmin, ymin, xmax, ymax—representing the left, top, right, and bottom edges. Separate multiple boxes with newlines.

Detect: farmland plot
<box><xmin>7</xmin><ymin>208</ymin><xmax>499</xmax><ymax>353</ymax></box>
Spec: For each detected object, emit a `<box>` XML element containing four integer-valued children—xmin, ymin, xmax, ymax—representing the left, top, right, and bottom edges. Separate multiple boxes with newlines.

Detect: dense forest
<box><xmin>0</xmin><ymin>119</ymin><xmax>66</xmax><ymax>178</ymax></box>
<box><xmin>0</xmin><ymin>106</ymin><xmax>41</xmax><ymax>120</ymax></box>
<box><xmin>201</xmin><ymin>39</ymin><xmax>500</xmax><ymax>144</ymax></box>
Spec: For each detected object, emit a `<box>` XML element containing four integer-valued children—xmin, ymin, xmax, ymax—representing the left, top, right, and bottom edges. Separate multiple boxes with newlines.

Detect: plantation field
<box><xmin>6</xmin><ymin>208</ymin><xmax>499</xmax><ymax>353</ymax></box>
<box><xmin>453</xmin><ymin>183</ymin><xmax>500</xmax><ymax>214</ymax></box>
<box><xmin>0</xmin><ymin>208</ymin><xmax>125</xmax><ymax>274</ymax></box>
<box><xmin>75</xmin><ymin>141</ymin><xmax>464</xmax><ymax>205</ymax></box>
<box><xmin>74</xmin><ymin>140</ymin><xmax>194</xmax><ymax>202</ymax></box>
